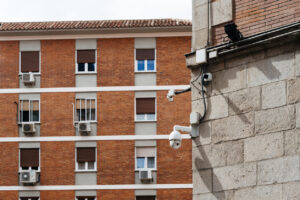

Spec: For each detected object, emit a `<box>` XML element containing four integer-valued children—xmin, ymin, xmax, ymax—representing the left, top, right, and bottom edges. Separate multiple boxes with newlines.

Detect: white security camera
<box><xmin>169</xmin><ymin>130</ymin><xmax>182</xmax><ymax>149</ymax></box>
<box><xmin>167</xmin><ymin>89</ymin><xmax>175</xmax><ymax>102</ymax></box>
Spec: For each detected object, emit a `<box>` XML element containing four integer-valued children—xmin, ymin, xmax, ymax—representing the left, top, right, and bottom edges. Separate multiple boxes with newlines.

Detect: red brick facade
<box><xmin>98</xmin><ymin>190</ymin><xmax>135</xmax><ymax>200</ymax></box>
<box><xmin>0</xmin><ymin>143</ymin><xmax>18</xmax><ymax>186</ymax></box>
<box><xmin>0</xmin><ymin>94</ymin><xmax>18</xmax><ymax>137</ymax></box>
<box><xmin>157</xmin><ymin>189</ymin><xmax>192</xmax><ymax>200</ymax></box>
<box><xmin>40</xmin><ymin>190</ymin><xmax>75</xmax><ymax>200</ymax></box>
<box><xmin>213</xmin><ymin>0</ymin><xmax>300</xmax><ymax>45</ymax></box>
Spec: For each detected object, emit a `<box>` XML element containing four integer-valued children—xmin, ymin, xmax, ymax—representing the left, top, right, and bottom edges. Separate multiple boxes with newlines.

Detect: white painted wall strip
<box><xmin>0</xmin><ymin>134</ymin><xmax>191</xmax><ymax>142</ymax></box>
<box><xmin>0</xmin><ymin>85</ymin><xmax>190</xmax><ymax>94</ymax></box>
<box><xmin>0</xmin><ymin>32</ymin><xmax>192</xmax><ymax>41</ymax></box>
<box><xmin>0</xmin><ymin>184</ymin><xmax>193</xmax><ymax>191</ymax></box>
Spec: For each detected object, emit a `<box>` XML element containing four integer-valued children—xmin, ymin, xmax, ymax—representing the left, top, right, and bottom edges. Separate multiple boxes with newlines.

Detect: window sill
<box><xmin>134</xmin><ymin>71</ymin><xmax>156</xmax><ymax>74</ymax></box>
<box><xmin>18</xmin><ymin>122</ymin><xmax>41</xmax><ymax>126</ymax></box>
<box><xmin>135</xmin><ymin>169</ymin><xmax>157</xmax><ymax>172</ymax></box>
<box><xmin>19</xmin><ymin>73</ymin><xmax>41</xmax><ymax>76</ymax></box>
<box><xmin>74</xmin><ymin>121</ymin><xmax>97</xmax><ymax>124</ymax></box>
<box><xmin>75</xmin><ymin>170</ymin><xmax>97</xmax><ymax>173</ymax></box>
<box><xmin>135</xmin><ymin>120</ymin><xmax>157</xmax><ymax>123</ymax></box>
<box><xmin>75</xmin><ymin>72</ymin><xmax>97</xmax><ymax>75</ymax></box>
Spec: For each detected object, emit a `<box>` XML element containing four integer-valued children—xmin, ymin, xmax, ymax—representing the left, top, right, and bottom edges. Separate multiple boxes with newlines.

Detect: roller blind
<box><xmin>77</xmin><ymin>50</ymin><xmax>95</xmax><ymax>63</ymax></box>
<box><xmin>77</xmin><ymin>148</ymin><xmax>95</xmax><ymax>162</ymax></box>
<box><xmin>76</xmin><ymin>99</ymin><xmax>96</xmax><ymax>109</ymax></box>
<box><xmin>136</xmin><ymin>147</ymin><xmax>156</xmax><ymax>157</ymax></box>
<box><xmin>136</xmin><ymin>49</ymin><xmax>155</xmax><ymax>60</ymax></box>
<box><xmin>136</xmin><ymin>98</ymin><xmax>155</xmax><ymax>114</ymax></box>
<box><xmin>21</xmin><ymin>51</ymin><xmax>39</xmax><ymax>72</ymax></box>
<box><xmin>20</xmin><ymin>149</ymin><xmax>39</xmax><ymax>167</ymax></box>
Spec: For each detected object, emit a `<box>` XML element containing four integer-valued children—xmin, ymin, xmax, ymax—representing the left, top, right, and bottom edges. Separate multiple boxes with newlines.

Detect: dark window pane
<box><xmin>88</xmin><ymin>63</ymin><xmax>95</xmax><ymax>71</ymax></box>
<box><xmin>80</xmin><ymin>109</ymin><xmax>86</xmax><ymax>121</ymax></box>
<box><xmin>91</xmin><ymin>109</ymin><xmax>96</xmax><ymax>120</ymax></box>
<box><xmin>147</xmin><ymin>157</ymin><xmax>155</xmax><ymax>168</ymax></box>
<box><xmin>78</xmin><ymin>63</ymin><xmax>85</xmax><ymax>72</ymax></box>
<box><xmin>76</xmin><ymin>109</ymin><xmax>80</xmax><ymax>121</ymax></box>
<box><xmin>32</xmin><ymin>111</ymin><xmax>39</xmax><ymax>121</ymax></box>
<box><xmin>22</xmin><ymin>111</ymin><xmax>29</xmax><ymax>122</ymax></box>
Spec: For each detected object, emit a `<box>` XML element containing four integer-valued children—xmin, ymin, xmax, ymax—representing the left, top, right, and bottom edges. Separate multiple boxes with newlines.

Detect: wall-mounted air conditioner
<box><xmin>139</xmin><ymin>170</ymin><xmax>153</xmax><ymax>182</ymax></box>
<box><xmin>78</xmin><ymin>122</ymin><xmax>91</xmax><ymax>135</ymax></box>
<box><xmin>20</xmin><ymin>170</ymin><xmax>38</xmax><ymax>184</ymax></box>
<box><xmin>22</xmin><ymin>122</ymin><xmax>36</xmax><ymax>135</ymax></box>
<box><xmin>22</xmin><ymin>72</ymin><xmax>35</xmax><ymax>85</ymax></box>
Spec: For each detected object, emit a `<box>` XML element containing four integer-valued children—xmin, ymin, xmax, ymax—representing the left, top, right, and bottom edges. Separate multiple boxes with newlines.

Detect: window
<box><xmin>76</xmin><ymin>197</ymin><xmax>96</xmax><ymax>200</ymax></box>
<box><xmin>75</xmin><ymin>98</ymin><xmax>96</xmax><ymax>122</ymax></box>
<box><xmin>20</xmin><ymin>51</ymin><xmax>40</xmax><ymax>73</ymax></box>
<box><xmin>76</xmin><ymin>147</ymin><xmax>96</xmax><ymax>171</ymax></box>
<box><xmin>135</xmin><ymin>49</ymin><xmax>156</xmax><ymax>72</ymax></box>
<box><xmin>135</xmin><ymin>147</ymin><xmax>156</xmax><ymax>170</ymax></box>
<box><xmin>19</xmin><ymin>100</ymin><xmax>40</xmax><ymax>123</ymax></box>
<box><xmin>135</xmin><ymin>98</ymin><xmax>156</xmax><ymax>121</ymax></box>
<box><xmin>20</xmin><ymin>197</ymin><xmax>39</xmax><ymax>200</ymax></box>
<box><xmin>136</xmin><ymin>196</ymin><xmax>156</xmax><ymax>200</ymax></box>
<box><xmin>20</xmin><ymin>148</ymin><xmax>39</xmax><ymax>171</ymax></box>
<box><xmin>76</xmin><ymin>50</ymin><xmax>96</xmax><ymax>73</ymax></box>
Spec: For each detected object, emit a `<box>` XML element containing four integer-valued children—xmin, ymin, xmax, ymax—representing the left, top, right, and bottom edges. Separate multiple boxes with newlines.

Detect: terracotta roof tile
<box><xmin>0</xmin><ymin>19</ymin><xmax>191</xmax><ymax>31</ymax></box>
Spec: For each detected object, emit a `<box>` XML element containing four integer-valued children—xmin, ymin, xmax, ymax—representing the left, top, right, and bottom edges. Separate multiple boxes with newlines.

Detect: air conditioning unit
<box><xmin>20</xmin><ymin>170</ymin><xmax>38</xmax><ymax>184</ymax></box>
<box><xmin>139</xmin><ymin>170</ymin><xmax>153</xmax><ymax>181</ymax></box>
<box><xmin>78</xmin><ymin>122</ymin><xmax>91</xmax><ymax>135</ymax></box>
<box><xmin>22</xmin><ymin>123</ymin><xmax>36</xmax><ymax>134</ymax></box>
<box><xmin>22</xmin><ymin>72</ymin><xmax>35</xmax><ymax>85</ymax></box>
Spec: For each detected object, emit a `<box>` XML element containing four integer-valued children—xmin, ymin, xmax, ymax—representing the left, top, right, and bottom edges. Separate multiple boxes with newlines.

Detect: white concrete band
<box><xmin>0</xmin><ymin>85</ymin><xmax>190</xmax><ymax>94</ymax></box>
<box><xmin>0</xmin><ymin>134</ymin><xmax>191</xmax><ymax>142</ymax></box>
<box><xmin>0</xmin><ymin>184</ymin><xmax>193</xmax><ymax>191</ymax></box>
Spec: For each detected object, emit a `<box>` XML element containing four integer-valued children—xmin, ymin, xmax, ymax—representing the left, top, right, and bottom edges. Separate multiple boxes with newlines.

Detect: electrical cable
<box><xmin>174</xmin><ymin>87</ymin><xmax>191</xmax><ymax>95</ymax></box>
<box><xmin>199</xmin><ymin>65</ymin><xmax>207</xmax><ymax>122</ymax></box>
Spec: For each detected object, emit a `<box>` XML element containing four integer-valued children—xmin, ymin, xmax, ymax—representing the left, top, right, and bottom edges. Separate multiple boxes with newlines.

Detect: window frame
<box><xmin>75</xmin><ymin>49</ymin><xmax>97</xmax><ymax>74</ymax></box>
<box><xmin>135</xmin><ymin>147</ymin><xmax>157</xmax><ymax>171</ymax></box>
<box><xmin>19</xmin><ymin>198</ymin><xmax>40</xmax><ymax>200</ymax></box>
<box><xmin>19</xmin><ymin>51</ymin><xmax>41</xmax><ymax>75</ymax></box>
<box><xmin>18</xmin><ymin>99</ymin><xmax>40</xmax><ymax>124</ymax></box>
<box><xmin>134</xmin><ymin>97</ymin><xmax>157</xmax><ymax>122</ymax></box>
<box><xmin>134</xmin><ymin>49</ymin><xmax>156</xmax><ymax>73</ymax></box>
<box><xmin>19</xmin><ymin>148</ymin><xmax>40</xmax><ymax>172</ymax></box>
<box><xmin>75</xmin><ymin>147</ymin><xmax>97</xmax><ymax>172</ymax></box>
<box><xmin>136</xmin><ymin>196</ymin><xmax>156</xmax><ymax>200</ymax></box>
<box><xmin>76</xmin><ymin>197</ymin><xmax>96</xmax><ymax>200</ymax></box>
<box><xmin>75</xmin><ymin>98</ymin><xmax>97</xmax><ymax>123</ymax></box>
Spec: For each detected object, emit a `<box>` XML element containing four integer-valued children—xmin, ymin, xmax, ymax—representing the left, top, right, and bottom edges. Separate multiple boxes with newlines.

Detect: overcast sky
<box><xmin>1</xmin><ymin>0</ymin><xmax>191</xmax><ymax>22</ymax></box>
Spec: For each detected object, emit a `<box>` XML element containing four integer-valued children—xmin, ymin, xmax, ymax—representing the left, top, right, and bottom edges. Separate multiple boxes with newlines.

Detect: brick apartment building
<box><xmin>0</xmin><ymin>19</ymin><xmax>193</xmax><ymax>200</ymax></box>
<box><xmin>186</xmin><ymin>0</ymin><xmax>300</xmax><ymax>199</ymax></box>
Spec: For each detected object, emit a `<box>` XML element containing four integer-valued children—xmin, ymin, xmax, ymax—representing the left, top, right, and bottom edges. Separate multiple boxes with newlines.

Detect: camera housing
<box><xmin>169</xmin><ymin>130</ymin><xmax>182</xmax><ymax>149</ymax></box>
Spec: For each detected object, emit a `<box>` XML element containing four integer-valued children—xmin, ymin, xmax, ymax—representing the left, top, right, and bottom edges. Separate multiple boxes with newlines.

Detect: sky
<box><xmin>1</xmin><ymin>0</ymin><xmax>192</xmax><ymax>22</ymax></box>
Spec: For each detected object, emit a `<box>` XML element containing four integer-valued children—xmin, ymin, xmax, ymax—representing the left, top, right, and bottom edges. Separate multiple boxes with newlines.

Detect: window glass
<box><xmin>88</xmin><ymin>63</ymin><xmax>95</xmax><ymax>71</ymax></box>
<box><xmin>147</xmin><ymin>114</ymin><xmax>156</xmax><ymax>121</ymax></box>
<box><xmin>78</xmin><ymin>162</ymin><xmax>85</xmax><ymax>170</ymax></box>
<box><xmin>78</xmin><ymin>63</ymin><xmax>85</xmax><ymax>72</ymax></box>
<box><xmin>76</xmin><ymin>99</ymin><xmax>96</xmax><ymax>122</ymax></box>
<box><xmin>147</xmin><ymin>60</ymin><xmax>155</xmax><ymax>71</ymax></box>
<box><xmin>147</xmin><ymin>157</ymin><xmax>155</xmax><ymax>168</ymax></box>
<box><xmin>137</xmin><ymin>157</ymin><xmax>145</xmax><ymax>168</ymax></box>
<box><xmin>88</xmin><ymin>162</ymin><xmax>94</xmax><ymax>170</ymax></box>
<box><xmin>137</xmin><ymin>60</ymin><xmax>145</xmax><ymax>71</ymax></box>
<box><xmin>19</xmin><ymin>100</ymin><xmax>39</xmax><ymax>122</ymax></box>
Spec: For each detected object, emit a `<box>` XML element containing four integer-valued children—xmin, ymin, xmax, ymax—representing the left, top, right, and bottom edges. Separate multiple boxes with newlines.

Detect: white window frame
<box><xmin>136</xmin><ymin>197</ymin><xmax>156</xmax><ymax>200</ymax></box>
<box><xmin>135</xmin><ymin>148</ymin><xmax>157</xmax><ymax>171</ymax></box>
<box><xmin>19</xmin><ymin>99</ymin><xmax>40</xmax><ymax>123</ymax></box>
<box><xmin>75</xmin><ymin>49</ymin><xmax>97</xmax><ymax>74</ymax></box>
<box><xmin>19</xmin><ymin>51</ymin><xmax>41</xmax><ymax>75</ymax></box>
<box><xmin>134</xmin><ymin>97</ymin><xmax>157</xmax><ymax>122</ymax></box>
<box><xmin>19</xmin><ymin>148</ymin><xmax>40</xmax><ymax>172</ymax></box>
<box><xmin>19</xmin><ymin>198</ymin><xmax>40</xmax><ymax>200</ymax></box>
<box><xmin>75</xmin><ymin>98</ymin><xmax>97</xmax><ymax>123</ymax></box>
<box><xmin>75</xmin><ymin>147</ymin><xmax>97</xmax><ymax>172</ymax></box>
<box><xmin>134</xmin><ymin>49</ymin><xmax>156</xmax><ymax>73</ymax></box>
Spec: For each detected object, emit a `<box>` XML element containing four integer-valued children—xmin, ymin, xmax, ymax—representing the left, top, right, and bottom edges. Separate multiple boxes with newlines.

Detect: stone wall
<box><xmin>192</xmin><ymin>41</ymin><xmax>300</xmax><ymax>200</ymax></box>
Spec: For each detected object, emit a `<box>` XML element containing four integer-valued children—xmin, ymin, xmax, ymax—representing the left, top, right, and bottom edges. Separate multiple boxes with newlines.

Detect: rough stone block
<box><xmin>193</xmin><ymin>141</ymin><xmax>243</xmax><ymax>170</ymax></box>
<box><xmin>283</xmin><ymin>182</ymin><xmax>300</xmax><ymax>200</ymax></box>
<box><xmin>255</xmin><ymin>105</ymin><xmax>295</xmax><ymax>134</ymax></box>
<box><xmin>233</xmin><ymin>184</ymin><xmax>282</xmax><ymax>200</ymax></box>
<box><xmin>213</xmin><ymin>163</ymin><xmax>256</xmax><ymax>192</ymax></box>
<box><xmin>296</xmin><ymin>50</ymin><xmax>300</xmax><ymax>77</ymax></box>
<box><xmin>285</xmin><ymin>129</ymin><xmax>300</xmax><ymax>155</ymax></box>
<box><xmin>212</xmin><ymin>0</ymin><xmax>233</xmax><ymax>26</ymax></box>
<box><xmin>193</xmin><ymin>94</ymin><xmax>228</xmax><ymax>121</ymax></box>
<box><xmin>288</xmin><ymin>78</ymin><xmax>300</xmax><ymax>104</ymax></box>
<box><xmin>212</xmin><ymin>66</ymin><xmax>247</xmax><ymax>95</ymax></box>
<box><xmin>228</xmin><ymin>87</ymin><xmax>260</xmax><ymax>115</ymax></box>
<box><xmin>244</xmin><ymin>132</ymin><xmax>284</xmax><ymax>162</ymax></box>
<box><xmin>211</xmin><ymin>113</ymin><xmax>254</xmax><ymax>143</ymax></box>
<box><xmin>193</xmin><ymin>169</ymin><xmax>212</xmax><ymax>194</ymax></box>
<box><xmin>258</xmin><ymin>156</ymin><xmax>300</xmax><ymax>185</ymax></box>
<box><xmin>193</xmin><ymin>191</ymin><xmax>233</xmax><ymax>200</ymax></box>
<box><xmin>262</xmin><ymin>81</ymin><xmax>286</xmax><ymax>109</ymax></box>
<box><xmin>192</xmin><ymin>121</ymin><xmax>211</xmax><ymax>147</ymax></box>
<box><xmin>192</xmin><ymin>28</ymin><xmax>209</xmax><ymax>50</ymax></box>
<box><xmin>193</xmin><ymin>3</ymin><xmax>208</xmax><ymax>31</ymax></box>
<box><xmin>247</xmin><ymin>53</ymin><xmax>295</xmax><ymax>87</ymax></box>
<box><xmin>297</xmin><ymin>103</ymin><xmax>300</xmax><ymax>128</ymax></box>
